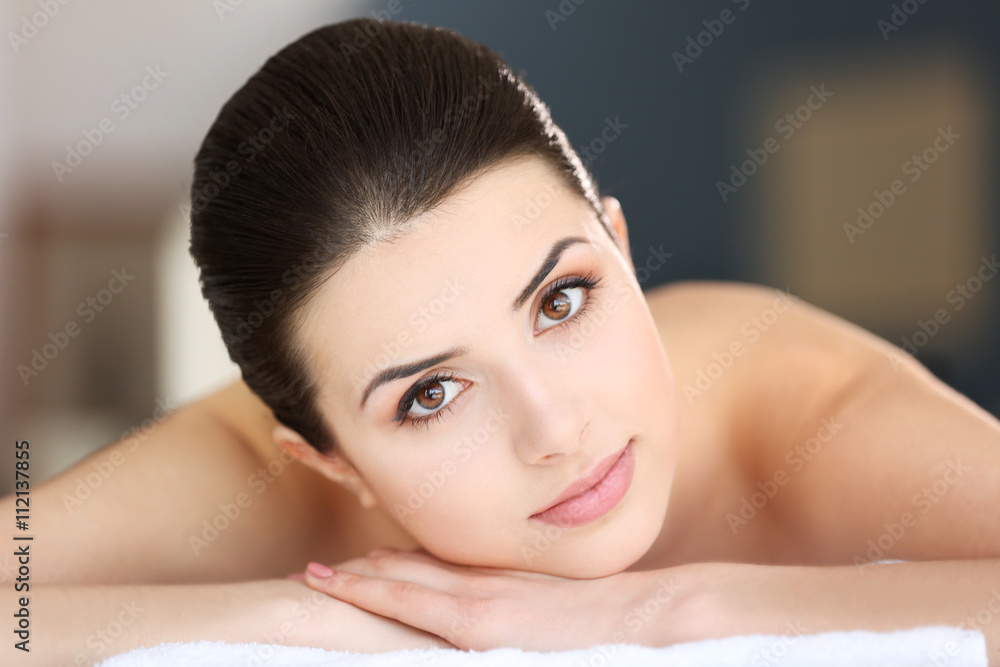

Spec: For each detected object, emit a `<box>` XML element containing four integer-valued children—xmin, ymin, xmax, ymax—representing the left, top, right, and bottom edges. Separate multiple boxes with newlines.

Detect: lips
<box><xmin>530</xmin><ymin>439</ymin><xmax>635</xmax><ymax>528</ymax></box>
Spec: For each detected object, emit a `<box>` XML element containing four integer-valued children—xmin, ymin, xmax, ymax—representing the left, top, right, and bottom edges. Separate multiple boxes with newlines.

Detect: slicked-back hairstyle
<box><xmin>189</xmin><ymin>18</ymin><xmax>613</xmax><ymax>453</ymax></box>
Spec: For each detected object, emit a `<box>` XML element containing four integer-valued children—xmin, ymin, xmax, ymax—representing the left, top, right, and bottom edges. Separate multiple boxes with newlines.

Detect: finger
<box><xmin>332</xmin><ymin>552</ymin><xmax>471</xmax><ymax>593</ymax></box>
<box><xmin>305</xmin><ymin>563</ymin><xmax>474</xmax><ymax>643</ymax></box>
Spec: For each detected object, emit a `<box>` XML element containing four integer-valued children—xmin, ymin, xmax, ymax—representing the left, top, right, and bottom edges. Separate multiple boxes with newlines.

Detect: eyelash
<box><xmin>393</xmin><ymin>271</ymin><xmax>604</xmax><ymax>429</ymax></box>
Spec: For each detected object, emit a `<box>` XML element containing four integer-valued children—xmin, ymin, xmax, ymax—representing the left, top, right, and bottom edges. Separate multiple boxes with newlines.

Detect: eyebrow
<box><xmin>359</xmin><ymin>235</ymin><xmax>591</xmax><ymax>410</ymax></box>
<box><xmin>510</xmin><ymin>236</ymin><xmax>590</xmax><ymax>311</ymax></box>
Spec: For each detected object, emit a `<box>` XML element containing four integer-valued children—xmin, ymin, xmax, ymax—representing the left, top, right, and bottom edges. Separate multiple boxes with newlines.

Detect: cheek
<box><xmin>586</xmin><ymin>288</ymin><xmax>676</xmax><ymax>414</ymax></box>
<box><xmin>590</xmin><ymin>286</ymin><xmax>664</xmax><ymax>373</ymax></box>
<box><xmin>375</xmin><ymin>447</ymin><xmax>498</xmax><ymax>533</ymax></box>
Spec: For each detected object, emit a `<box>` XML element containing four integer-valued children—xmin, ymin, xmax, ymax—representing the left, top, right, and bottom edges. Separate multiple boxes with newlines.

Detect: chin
<box><xmin>539</xmin><ymin>541</ymin><xmax>657</xmax><ymax>579</ymax></box>
<box><xmin>530</xmin><ymin>512</ymin><xmax>668</xmax><ymax>579</ymax></box>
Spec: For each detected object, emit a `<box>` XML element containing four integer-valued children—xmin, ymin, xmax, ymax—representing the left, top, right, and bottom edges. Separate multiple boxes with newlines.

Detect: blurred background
<box><xmin>1</xmin><ymin>1</ymin><xmax>998</xmax><ymax>493</ymax></box>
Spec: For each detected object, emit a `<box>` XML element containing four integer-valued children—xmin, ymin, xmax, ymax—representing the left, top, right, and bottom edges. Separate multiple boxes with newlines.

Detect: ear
<box><xmin>601</xmin><ymin>196</ymin><xmax>631</xmax><ymax>262</ymax></box>
<box><xmin>272</xmin><ymin>424</ymin><xmax>380</xmax><ymax>510</ymax></box>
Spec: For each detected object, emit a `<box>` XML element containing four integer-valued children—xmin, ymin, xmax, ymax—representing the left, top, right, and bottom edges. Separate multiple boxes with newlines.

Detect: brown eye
<box><xmin>537</xmin><ymin>285</ymin><xmax>584</xmax><ymax>331</ymax></box>
<box><xmin>415</xmin><ymin>382</ymin><xmax>445</xmax><ymax>410</ymax></box>
<box><xmin>403</xmin><ymin>376</ymin><xmax>463</xmax><ymax>422</ymax></box>
<box><xmin>542</xmin><ymin>292</ymin><xmax>571</xmax><ymax>321</ymax></box>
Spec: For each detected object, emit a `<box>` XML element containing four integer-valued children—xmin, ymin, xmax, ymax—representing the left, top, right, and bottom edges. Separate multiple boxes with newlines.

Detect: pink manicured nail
<box><xmin>306</xmin><ymin>561</ymin><xmax>335</xmax><ymax>579</ymax></box>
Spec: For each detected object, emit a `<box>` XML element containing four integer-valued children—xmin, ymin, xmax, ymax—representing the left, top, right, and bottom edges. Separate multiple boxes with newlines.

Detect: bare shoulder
<box><xmin>644</xmin><ymin>279</ymin><xmax>894</xmax><ymax>378</ymax></box>
<box><xmin>644</xmin><ymin>280</ymin><xmax>894</xmax><ymax>509</ymax></box>
<box><xmin>13</xmin><ymin>377</ymin><xmax>378</xmax><ymax>585</ymax></box>
<box><xmin>642</xmin><ymin>283</ymin><xmax>1000</xmax><ymax>564</ymax></box>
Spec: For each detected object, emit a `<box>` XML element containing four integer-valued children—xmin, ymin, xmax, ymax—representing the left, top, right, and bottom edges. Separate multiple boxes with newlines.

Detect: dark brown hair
<box><xmin>189</xmin><ymin>18</ymin><xmax>614</xmax><ymax>453</ymax></box>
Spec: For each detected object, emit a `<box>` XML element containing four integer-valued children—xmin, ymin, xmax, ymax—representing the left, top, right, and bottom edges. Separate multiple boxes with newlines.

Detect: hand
<box><xmin>268</xmin><ymin>578</ymin><xmax>457</xmax><ymax>653</ymax></box>
<box><xmin>300</xmin><ymin>546</ymin><xmax>676</xmax><ymax>651</ymax></box>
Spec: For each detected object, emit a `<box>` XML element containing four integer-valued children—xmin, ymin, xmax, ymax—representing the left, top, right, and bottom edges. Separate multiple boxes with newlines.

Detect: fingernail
<box><xmin>306</xmin><ymin>561</ymin><xmax>335</xmax><ymax>579</ymax></box>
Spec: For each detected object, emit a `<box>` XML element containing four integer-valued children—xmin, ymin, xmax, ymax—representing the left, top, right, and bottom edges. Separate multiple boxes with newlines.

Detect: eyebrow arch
<box><xmin>360</xmin><ymin>345</ymin><xmax>468</xmax><ymax>410</ymax></box>
<box><xmin>359</xmin><ymin>235</ymin><xmax>590</xmax><ymax>411</ymax></box>
<box><xmin>511</xmin><ymin>236</ymin><xmax>590</xmax><ymax>311</ymax></box>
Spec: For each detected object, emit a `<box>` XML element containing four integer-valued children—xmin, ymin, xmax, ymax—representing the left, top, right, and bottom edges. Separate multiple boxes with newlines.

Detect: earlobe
<box><xmin>601</xmin><ymin>196</ymin><xmax>631</xmax><ymax>263</ymax></box>
<box><xmin>271</xmin><ymin>425</ymin><xmax>380</xmax><ymax>510</ymax></box>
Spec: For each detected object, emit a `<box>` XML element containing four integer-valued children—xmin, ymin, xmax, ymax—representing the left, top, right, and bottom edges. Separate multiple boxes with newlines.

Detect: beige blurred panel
<box><xmin>741</xmin><ymin>45</ymin><xmax>993</xmax><ymax>351</ymax></box>
<box><xmin>155</xmin><ymin>204</ymin><xmax>241</xmax><ymax>407</ymax></box>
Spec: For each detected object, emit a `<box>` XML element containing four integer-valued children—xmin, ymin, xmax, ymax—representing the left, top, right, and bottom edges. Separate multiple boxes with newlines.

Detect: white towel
<box><xmin>97</xmin><ymin>625</ymin><xmax>987</xmax><ymax>666</ymax></box>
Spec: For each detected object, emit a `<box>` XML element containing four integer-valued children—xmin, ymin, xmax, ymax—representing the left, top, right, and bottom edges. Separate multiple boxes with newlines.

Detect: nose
<box><xmin>508</xmin><ymin>361</ymin><xmax>589</xmax><ymax>465</ymax></box>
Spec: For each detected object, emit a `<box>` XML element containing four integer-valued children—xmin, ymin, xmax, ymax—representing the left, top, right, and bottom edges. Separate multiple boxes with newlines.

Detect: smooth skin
<box><xmin>3</xmin><ymin>156</ymin><xmax>1000</xmax><ymax>664</ymax></box>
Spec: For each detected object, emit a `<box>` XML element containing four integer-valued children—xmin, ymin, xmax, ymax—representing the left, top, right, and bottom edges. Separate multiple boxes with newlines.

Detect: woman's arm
<box><xmin>624</xmin><ymin>559</ymin><xmax>999</xmax><ymax>664</ymax></box>
<box><xmin>727</xmin><ymin>283</ymin><xmax>1000</xmax><ymax>563</ymax></box>
<box><xmin>1</xmin><ymin>380</ymin><xmax>455</xmax><ymax>661</ymax></box>
<box><xmin>1</xmin><ymin>380</ymin><xmax>344</xmax><ymax>586</ymax></box>
<box><xmin>673</xmin><ymin>283</ymin><xmax>1000</xmax><ymax>662</ymax></box>
<box><xmin>3</xmin><ymin>578</ymin><xmax>451</xmax><ymax>666</ymax></box>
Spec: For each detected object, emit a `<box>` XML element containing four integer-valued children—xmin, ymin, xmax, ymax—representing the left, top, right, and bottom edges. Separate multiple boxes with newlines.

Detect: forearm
<box><xmin>643</xmin><ymin>560</ymin><xmax>1000</xmax><ymax>665</ymax></box>
<box><xmin>6</xmin><ymin>579</ymin><xmax>290</xmax><ymax>666</ymax></box>
<box><xmin>7</xmin><ymin>578</ymin><xmax>448</xmax><ymax>665</ymax></box>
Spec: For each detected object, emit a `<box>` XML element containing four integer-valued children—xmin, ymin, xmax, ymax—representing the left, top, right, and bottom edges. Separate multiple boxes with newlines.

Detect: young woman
<box><xmin>6</xmin><ymin>17</ymin><xmax>1000</xmax><ymax>665</ymax></box>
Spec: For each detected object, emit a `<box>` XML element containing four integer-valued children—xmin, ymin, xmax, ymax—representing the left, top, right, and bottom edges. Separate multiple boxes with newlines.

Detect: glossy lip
<box><xmin>529</xmin><ymin>439</ymin><xmax>635</xmax><ymax>527</ymax></box>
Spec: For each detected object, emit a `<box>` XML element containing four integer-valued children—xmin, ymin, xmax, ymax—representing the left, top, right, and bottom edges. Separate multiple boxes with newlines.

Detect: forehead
<box><xmin>296</xmin><ymin>156</ymin><xmax>607</xmax><ymax>404</ymax></box>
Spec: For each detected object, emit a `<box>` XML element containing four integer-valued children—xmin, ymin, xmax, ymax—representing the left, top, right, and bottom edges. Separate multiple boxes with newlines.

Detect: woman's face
<box><xmin>292</xmin><ymin>156</ymin><xmax>679</xmax><ymax>578</ymax></box>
